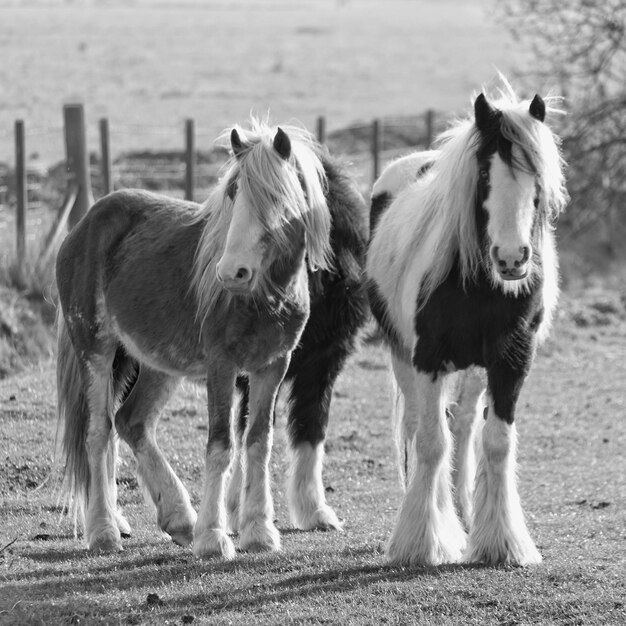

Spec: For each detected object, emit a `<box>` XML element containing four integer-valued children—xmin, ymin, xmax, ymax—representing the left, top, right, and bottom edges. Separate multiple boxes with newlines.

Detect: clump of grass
<box><xmin>0</xmin><ymin>247</ymin><xmax>57</xmax><ymax>379</ymax></box>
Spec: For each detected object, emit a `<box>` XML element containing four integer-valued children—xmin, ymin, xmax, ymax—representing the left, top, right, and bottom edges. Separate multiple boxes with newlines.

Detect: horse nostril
<box><xmin>520</xmin><ymin>245</ymin><xmax>531</xmax><ymax>264</ymax></box>
<box><xmin>499</xmin><ymin>260</ymin><xmax>507</xmax><ymax>269</ymax></box>
<box><xmin>235</xmin><ymin>266</ymin><xmax>252</xmax><ymax>283</ymax></box>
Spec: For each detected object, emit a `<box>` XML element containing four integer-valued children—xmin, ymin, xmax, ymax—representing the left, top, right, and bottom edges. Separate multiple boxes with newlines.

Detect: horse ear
<box><xmin>273</xmin><ymin>127</ymin><xmax>291</xmax><ymax>160</ymax></box>
<box><xmin>231</xmin><ymin>128</ymin><xmax>245</xmax><ymax>158</ymax></box>
<box><xmin>474</xmin><ymin>93</ymin><xmax>496</xmax><ymax>131</ymax></box>
<box><xmin>529</xmin><ymin>94</ymin><xmax>546</xmax><ymax>122</ymax></box>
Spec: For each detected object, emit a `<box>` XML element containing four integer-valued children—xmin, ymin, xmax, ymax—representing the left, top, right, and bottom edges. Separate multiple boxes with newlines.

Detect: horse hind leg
<box><xmin>390</xmin><ymin>352</ymin><xmax>421</xmax><ymax>487</ymax></box>
<box><xmin>447</xmin><ymin>368</ymin><xmax>484</xmax><ymax>529</ymax></box>
<box><xmin>82</xmin><ymin>352</ymin><xmax>124</xmax><ymax>552</ymax></box>
<box><xmin>114</xmin><ymin>363</ymin><xmax>196</xmax><ymax>547</ymax></box>
<box><xmin>225</xmin><ymin>376</ymin><xmax>248</xmax><ymax>534</ymax></box>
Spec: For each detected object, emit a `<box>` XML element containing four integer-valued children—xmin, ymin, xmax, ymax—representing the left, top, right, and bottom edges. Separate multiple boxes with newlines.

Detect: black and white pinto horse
<box><xmin>56</xmin><ymin>119</ymin><xmax>368</xmax><ymax>557</ymax></box>
<box><xmin>367</xmin><ymin>83</ymin><xmax>568</xmax><ymax>566</ymax></box>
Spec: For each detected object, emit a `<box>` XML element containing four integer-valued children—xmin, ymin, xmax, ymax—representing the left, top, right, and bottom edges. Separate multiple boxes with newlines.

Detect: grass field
<box><xmin>0</xmin><ymin>0</ymin><xmax>515</xmax><ymax>166</ymax></box>
<box><xmin>0</xmin><ymin>290</ymin><xmax>625</xmax><ymax>625</ymax></box>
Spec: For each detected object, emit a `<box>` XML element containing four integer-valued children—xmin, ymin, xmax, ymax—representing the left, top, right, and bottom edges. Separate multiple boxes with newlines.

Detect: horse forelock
<box><xmin>496</xmin><ymin>101</ymin><xmax>568</xmax><ymax>223</ymax></box>
<box><xmin>190</xmin><ymin>118</ymin><xmax>332</xmax><ymax>325</ymax></box>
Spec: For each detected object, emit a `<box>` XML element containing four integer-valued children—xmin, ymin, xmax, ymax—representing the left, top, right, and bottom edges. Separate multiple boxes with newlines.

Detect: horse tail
<box><xmin>56</xmin><ymin>308</ymin><xmax>90</xmax><ymax>531</ymax></box>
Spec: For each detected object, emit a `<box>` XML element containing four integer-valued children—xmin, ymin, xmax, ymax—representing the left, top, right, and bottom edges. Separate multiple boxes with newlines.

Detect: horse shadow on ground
<box><xmin>4</xmin><ymin>538</ymin><xmax>495</xmax><ymax>622</ymax></box>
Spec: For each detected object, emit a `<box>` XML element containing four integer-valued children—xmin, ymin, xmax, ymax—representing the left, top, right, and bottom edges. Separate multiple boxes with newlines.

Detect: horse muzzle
<box><xmin>497</xmin><ymin>266</ymin><xmax>529</xmax><ymax>281</ymax></box>
<box><xmin>216</xmin><ymin>261</ymin><xmax>256</xmax><ymax>294</ymax></box>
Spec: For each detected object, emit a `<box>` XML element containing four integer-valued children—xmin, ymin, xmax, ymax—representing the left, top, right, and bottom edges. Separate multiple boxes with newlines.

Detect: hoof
<box><xmin>386</xmin><ymin>520</ymin><xmax>466</xmax><ymax>567</ymax></box>
<box><xmin>464</xmin><ymin>539</ymin><xmax>542</xmax><ymax>566</ymax></box>
<box><xmin>88</xmin><ymin>529</ymin><xmax>123</xmax><ymax>553</ymax></box>
<box><xmin>160</xmin><ymin>507</ymin><xmax>197</xmax><ymax>548</ymax></box>
<box><xmin>168</xmin><ymin>526</ymin><xmax>194</xmax><ymax>548</ymax></box>
<box><xmin>193</xmin><ymin>529</ymin><xmax>235</xmax><ymax>560</ymax></box>
<box><xmin>239</xmin><ymin>520</ymin><xmax>281</xmax><ymax>553</ymax></box>
<box><xmin>295</xmin><ymin>505</ymin><xmax>343</xmax><ymax>532</ymax></box>
<box><xmin>115</xmin><ymin>510</ymin><xmax>132</xmax><ymax>537</ymax></box>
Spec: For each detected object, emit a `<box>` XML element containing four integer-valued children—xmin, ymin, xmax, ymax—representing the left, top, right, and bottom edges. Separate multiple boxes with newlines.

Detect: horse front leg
<box><xmin>239</xmin><ymin>355</ymin><xmax>290</xmax><ymax>553</ymax></box>
<box><xmin>386</xmin><ymin>370</ymin><xmax>466</xmax><ymax>566</ymax></box>
<box><xmin>193</xmin><ymin>363</ymin><xmax>237</xmax><ymax>560</ymax></box>
<box><xmin>465</xmin><ymin>354</ymin><xmax>542</xmax><ymax>566</ymax></box>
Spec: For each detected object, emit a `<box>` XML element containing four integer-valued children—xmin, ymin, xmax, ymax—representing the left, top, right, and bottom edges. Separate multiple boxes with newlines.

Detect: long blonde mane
<box><xmin>406</xmin><ymin>79</ymin><xmax>568</xmax><ymax>306</ymax></box>
<box><xmin>190</xmin><ymin>118</ymin><xmax>332</xmax><ymax>323</ymax></box>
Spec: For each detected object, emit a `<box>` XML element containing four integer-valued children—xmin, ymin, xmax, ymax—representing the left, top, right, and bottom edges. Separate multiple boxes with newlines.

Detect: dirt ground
<box><xmin>0</xmin><ymin>286</ymin><xmax>625</xmax><ymax>625</ymax></box>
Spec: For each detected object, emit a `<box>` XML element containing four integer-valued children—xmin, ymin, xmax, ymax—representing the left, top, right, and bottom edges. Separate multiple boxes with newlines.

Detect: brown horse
<box><xmin>56</xmin><ymin>119</ymin><xmax>344</xmax><ymax>559</ymax></box>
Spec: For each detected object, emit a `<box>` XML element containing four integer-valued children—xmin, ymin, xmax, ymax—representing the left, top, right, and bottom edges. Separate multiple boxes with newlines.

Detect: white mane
<box><xmin>189</xmin><ymin>118</ymin><xmax>332</xmax><ymax>323</ymax></box>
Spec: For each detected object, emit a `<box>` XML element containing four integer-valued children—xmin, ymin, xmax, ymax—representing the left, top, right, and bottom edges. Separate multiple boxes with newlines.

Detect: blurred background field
<box><xmin>2</xmin><ymin>0</ymin><xmax>626</xmax><ymax>376</ymax></box>
<box><xmin>0</xmin><ymin>0</ymin><xmax>514</xmax><ymax>165</ymax></box>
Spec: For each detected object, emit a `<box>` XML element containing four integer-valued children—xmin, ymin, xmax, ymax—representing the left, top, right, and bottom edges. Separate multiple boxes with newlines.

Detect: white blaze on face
<box><xmin>216</xmin><ymin>193</ymin><xmax>265</xmax><ymax>292</ymax></box>
<box><xmin>483</xmin><ymin>153</ymin><xmax>536</xmax><ymax>282</ymax></box>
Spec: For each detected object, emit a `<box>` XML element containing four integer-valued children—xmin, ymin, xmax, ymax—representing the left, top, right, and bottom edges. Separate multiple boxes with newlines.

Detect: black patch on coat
<box><xmin>370</xmin><ymin>192</ymin><xmax>392</xmax><ymax>235</ymax></box>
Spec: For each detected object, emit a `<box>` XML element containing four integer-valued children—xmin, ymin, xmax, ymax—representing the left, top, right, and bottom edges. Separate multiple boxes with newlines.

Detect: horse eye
<box><xmin>479</xmin><ymin>169</ymin><xmax>489</xmax><ymax>180</ymax></box>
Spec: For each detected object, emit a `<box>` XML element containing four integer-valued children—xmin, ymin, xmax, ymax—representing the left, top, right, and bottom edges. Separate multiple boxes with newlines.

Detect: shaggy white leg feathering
<box><xmin>465</xmin><ymin>411</ymin><xmax>542</xmax><ymax>566</ymax></box>
<box><xmin>193</xmin><ymin>444</ymin><xmax>235</xmax><ymax>560</ymax></box>
<box><xmin>288</xmin><ymin>442</ymin><xmax>341</xmax><ymax>531</ymax></box>
<box><xmin>386</xmin><ymin>374</ymin><xmax>466</xmax><ymax>566</ymax></box>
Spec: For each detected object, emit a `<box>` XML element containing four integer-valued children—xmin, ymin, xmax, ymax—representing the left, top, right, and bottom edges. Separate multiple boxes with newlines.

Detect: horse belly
<box><xmin>118</xmin><ymin>328</ymin><xmax>206</xmax><ymax>377</ymax></box>
<box><xmin>109</xmin><ymin>306</ymin><xmax>207</xmax><ymax>378</ymax></box>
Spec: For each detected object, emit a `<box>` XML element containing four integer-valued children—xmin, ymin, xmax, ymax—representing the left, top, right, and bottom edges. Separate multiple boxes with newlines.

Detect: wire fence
<box><xmin>0</xmin><ymin>108</ymin><xmax>447</xmax><ymax>265</ymax></box>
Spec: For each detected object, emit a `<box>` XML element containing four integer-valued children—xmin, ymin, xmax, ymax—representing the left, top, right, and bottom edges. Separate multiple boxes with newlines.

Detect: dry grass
<box><xmin>0</xmin><ymin>239</ymin><xmax>57</xmax><ymax>380</ymax></box>
<box><xmin>0</xmin><ymin>290</ymin><xmax>624</xmax><ymax>625</ymax></box>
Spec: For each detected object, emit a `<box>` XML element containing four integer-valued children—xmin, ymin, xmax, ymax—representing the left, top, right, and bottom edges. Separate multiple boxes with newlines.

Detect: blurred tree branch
<box><xmin>500</xmin><ymin>0</ymin><xmax>626</xmax><ymax>249</ymax></box>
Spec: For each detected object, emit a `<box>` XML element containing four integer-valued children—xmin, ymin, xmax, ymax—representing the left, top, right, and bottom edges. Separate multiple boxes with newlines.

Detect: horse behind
<box><xmin>56</xmin><ymin>119</ymin><xmax>368</xmax><ymax>558</ymax></box>
<box><xmin>367</xmin><ymin>79</ymin><xmax>568</xmax><ymax>566</ymax></box>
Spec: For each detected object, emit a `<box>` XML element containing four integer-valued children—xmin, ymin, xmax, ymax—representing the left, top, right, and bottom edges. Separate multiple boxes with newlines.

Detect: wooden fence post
<box><xmin>371</xmin><ymin>118</ymin><xmax>381</xmax><ymax>184</ymax></box>
<box><xmin>185</xmin><ymin>118</ymin><xmax>195</xmax><ymax>201</ymax></box>
<box><xmin>64</xmin><ymin>103</ymin><xmax>94</xmax><ymax>228</ymax></box>
<box><xmin>316</xmin><ymin>116</ymin><xmax>326</xmax><ymax>145</ymax></box>
<box><xmin>15</xmin><ymin>120</ymin><xmax>26</xmax><ymax>267</ymax></box>
<box><xmin>99</xmin><ymin>117</ymin><xmax>112</xmax><ymax>196</ymax></box>
<box><xmin>425</xmin><ymin>109</ymin><xmax>435</xmax><ymax>148</ymax></box>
